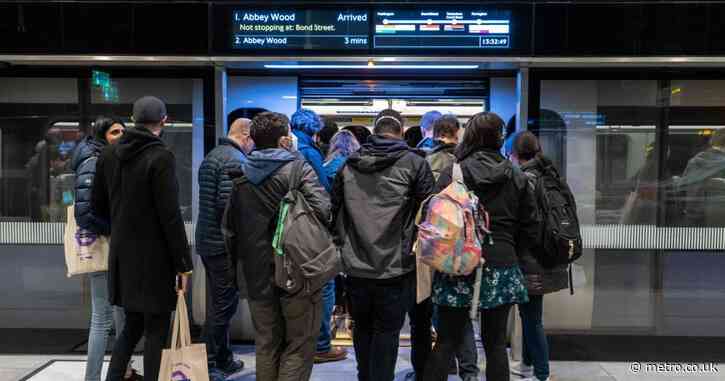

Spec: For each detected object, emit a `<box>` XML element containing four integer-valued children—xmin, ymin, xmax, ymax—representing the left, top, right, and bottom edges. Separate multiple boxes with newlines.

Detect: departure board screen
<box><xmin>373</xmin><ymin>9</ymin><xmax>512</xmax><ymax>50</ymax></box>
<box><xmin>231</xmin><ymin>9</ymin><xmax>370</xmax><ymax>50</ymax></box>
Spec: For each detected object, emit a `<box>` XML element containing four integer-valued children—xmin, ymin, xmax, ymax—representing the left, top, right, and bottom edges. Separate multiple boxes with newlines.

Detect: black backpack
<box><xmin>534</xmin><ymin>163</ymin><xmax>583</xmax><ymax>269</ymax></box>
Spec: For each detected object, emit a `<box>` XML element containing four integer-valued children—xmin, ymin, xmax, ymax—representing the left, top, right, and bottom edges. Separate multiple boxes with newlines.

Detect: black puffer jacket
<box><xmin>92</xmin><ymin>127</ymin><xmax>192</xmax><ymax>313</ymax></box>
<box><xmin>224</xmin><ymin>149</ymin><xmax>329</xmax><ymax>301</ymax></box>
<box><xmin>331</xmin><ymin>135</ymin><xmax>434</xmax><ymax>280</ymax></box>
<box><xmin>518</xmin><ymin>156</ymin><xmax>569</xmax><ymax>295</ymax></box>
<box><xmin>436</xmin><ymin>148</ymin><xmax>540</xmax><ymax>268</ymax></box>
<box><xmin>71</xmin><ymin>136</ymin><xmax>110</xmax><ymax>235</ymax></box>
<box><xmin>195</xmin><ymin>138</ymin><xmax>246</xmax><ymax>257</ymax></box>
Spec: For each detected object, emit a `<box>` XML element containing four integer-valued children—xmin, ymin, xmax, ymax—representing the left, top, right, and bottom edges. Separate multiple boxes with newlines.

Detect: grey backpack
<box><xmin>272</xmin><ymin>160</ymin><xmax>341</xmax><ymax>296</ymax></box>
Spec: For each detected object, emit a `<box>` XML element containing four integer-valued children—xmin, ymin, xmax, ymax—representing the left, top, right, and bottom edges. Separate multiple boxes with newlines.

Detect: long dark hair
<box><xmin>455</xmin><ymin>112</ymin><xmax>505</xmax><ymax>160</ymax></box>
<box><xmin>93</xmin><ymin>116</ymin><xmax>125</xmax><ymax>143</ymax></box>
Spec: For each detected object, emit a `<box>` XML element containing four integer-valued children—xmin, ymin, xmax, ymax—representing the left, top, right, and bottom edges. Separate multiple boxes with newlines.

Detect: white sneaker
<box><xmin>510</xmin><ymin>361</ymin><xmax>534</xmax><ymax>378</ymax></box>
<box><xmin>520</xmin><ymin>377</ymin><xmax>550</xmax><ymax>381</ymax></box>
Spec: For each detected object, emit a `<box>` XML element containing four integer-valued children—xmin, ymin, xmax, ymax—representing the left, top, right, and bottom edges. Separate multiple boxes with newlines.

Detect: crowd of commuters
<box><xmin>76</xmin><ymin>94</ymin><xmax>589</xmax><ymax>381</ymax></box>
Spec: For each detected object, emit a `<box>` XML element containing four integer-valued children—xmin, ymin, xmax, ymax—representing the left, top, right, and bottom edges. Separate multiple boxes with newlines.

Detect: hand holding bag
<box><xmin>158</xmin><ymin>293</ymin><xmax>210</xmax><ymax>381</ymax></box>
<box><xmin>63</xmin><ymin>205</ymin><xmax>109</xmax><ymax>277</ymax></box>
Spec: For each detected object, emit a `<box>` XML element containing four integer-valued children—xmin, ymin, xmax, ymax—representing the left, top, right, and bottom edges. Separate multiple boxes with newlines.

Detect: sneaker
<box><xmin>123</xmin><ymin>369</ymin><xmax>143</xmax><ymax>381</ymax></box>
<box><xmin>219</xmin><ymin>359</ymin><xmax>245</xmax><ymax>376</ymax></box>
<box><xmin>510</xmin><ymin>361</ymin><xmax>534</xmax><ymax>378</ymax></box>
<box><xmin>521</xmin><ymin>377</ymin><xmax>550</xmax><ymax>381</ymax></box>
<box><xmin>209</xmin><ymin>369</ymin><xmax>227</xmax><ymax>381</ymax></box>
<box><xmin>314</xmin><ymin>346</ymin><xmax>348</xmax><ymax>364</ymax></box>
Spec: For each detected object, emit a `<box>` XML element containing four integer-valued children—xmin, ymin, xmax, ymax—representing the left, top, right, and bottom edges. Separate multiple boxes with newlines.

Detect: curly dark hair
<box><xmin>251</xmin><ymin>112</ymin><xmax>290</xmax><ymax>150</ymax></box>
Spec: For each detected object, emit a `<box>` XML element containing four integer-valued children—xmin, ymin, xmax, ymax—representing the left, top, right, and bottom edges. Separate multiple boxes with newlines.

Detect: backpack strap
<box><xmin>452</xmin><ymin>163</ymin><xmax>464</xmax><ymax>184</ymax></box>
<box><xmin>287</xmin><ymin>159</ymin><xmax>306</xmax><ymax>193</ymax></box>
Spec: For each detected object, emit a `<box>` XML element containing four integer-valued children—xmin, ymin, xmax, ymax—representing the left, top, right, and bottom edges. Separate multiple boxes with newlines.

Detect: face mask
<box><xmin>288</xmin><ymin>133</ymin><xmax>298</xmax><ymax>152</ymax></box>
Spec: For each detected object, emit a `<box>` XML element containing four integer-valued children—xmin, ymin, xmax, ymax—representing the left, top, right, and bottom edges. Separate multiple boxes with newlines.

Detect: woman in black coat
<box><xmin>509</xmin><ymin>131</ymin><xmax>569</xmax><ymax>381</ymax></box>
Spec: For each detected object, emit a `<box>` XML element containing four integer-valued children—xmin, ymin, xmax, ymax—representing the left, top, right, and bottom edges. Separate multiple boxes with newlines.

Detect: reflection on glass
<box><xmin>676</xmin><ymin>129</ymin><xmax>725</xmax><ymax>227</ymax></box>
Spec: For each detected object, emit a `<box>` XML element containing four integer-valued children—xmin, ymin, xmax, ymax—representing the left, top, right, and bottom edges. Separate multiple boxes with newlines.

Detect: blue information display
<box><xmin>373</xmin><ymin>9</ymin><xmax>512</xmax><ymax>49</ymax></box>
<box><xmin>232</xmin><ymin>9</ymin><xmax>370</xmax><ymax>50</ymax></box>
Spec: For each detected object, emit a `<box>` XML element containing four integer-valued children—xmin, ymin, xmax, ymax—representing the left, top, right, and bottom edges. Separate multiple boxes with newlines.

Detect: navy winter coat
<box><xmin>71</xmin><ymin>136</ymin><xmax>110</xmax><ymax>235</ymax></box>
<box><xmin>195</xmin><ymin>138</ymin><xmax>246</xmax><ymax>256</ymax></box>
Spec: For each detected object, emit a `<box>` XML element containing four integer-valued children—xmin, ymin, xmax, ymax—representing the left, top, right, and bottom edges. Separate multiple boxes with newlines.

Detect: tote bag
<box><xmin>158</xmin><ymin>293</ymin><xmax>210</xmax><ymax>381</ymax></box>
<box><xmin>63</xmin><ymin>205</ymin><xmax>109</xmax><ymax>277</ymax></box>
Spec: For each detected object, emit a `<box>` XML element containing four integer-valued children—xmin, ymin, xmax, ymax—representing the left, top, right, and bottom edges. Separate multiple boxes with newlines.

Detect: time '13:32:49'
<box><xmin>481</xmin><ymin>37</ymin><xmax>509</xmax><ymax>46</ymax></box>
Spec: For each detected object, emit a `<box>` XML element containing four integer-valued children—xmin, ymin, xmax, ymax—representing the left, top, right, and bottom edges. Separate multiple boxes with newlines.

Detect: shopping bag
<box><xmin>158</xmin><ymin>293</ymin><xmax>209</xmax><ymax>381</ymax></box>
<box><xmin>63</xmin><ymin>205</ymin><xmax>109</xmax><ymax>277</ymax></box>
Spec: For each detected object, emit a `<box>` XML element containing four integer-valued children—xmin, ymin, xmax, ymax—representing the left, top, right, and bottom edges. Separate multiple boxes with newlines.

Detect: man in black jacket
<box><xmin>331</xmin><ymin>109</ymin><xmax>434</xmax><ymax>381</ymax></box>
<box><xmin>195</xmin><ymin>117</ymin><xmax>252</xmax><ymax>379</ymax></box>
<box><xmin>223</xmin><ymin>112</ymin><xmax>329</xmax><ymax>381</ymax></box>
<box><xmin>92</xmin><ymin>96</ymin><xmax>193</xmax><ymax>381</ymax></box>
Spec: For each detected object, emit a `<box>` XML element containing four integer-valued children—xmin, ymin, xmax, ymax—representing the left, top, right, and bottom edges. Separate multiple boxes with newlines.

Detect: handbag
<box><xmin>158</xmin><ymin>293</ymin><xmax>210</xmax><ymax>381</ymax></box>
<box><xmin>63</xmin><ymin>205</ymin><xmax>109</xmax><ymax>277</ymax></box>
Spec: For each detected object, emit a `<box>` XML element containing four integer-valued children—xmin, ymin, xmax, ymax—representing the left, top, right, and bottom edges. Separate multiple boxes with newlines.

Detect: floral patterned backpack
<box><xmin>414</xmin><ymin>163</ymin><xmax>489</xmax><ymax>276</ymax></box>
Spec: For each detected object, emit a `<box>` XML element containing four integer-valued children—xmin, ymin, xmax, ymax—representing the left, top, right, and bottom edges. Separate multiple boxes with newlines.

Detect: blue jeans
<box><xmin>316</xmin><ymin>279</ymin><xmax>336</xmax><ymax>353</ymax></box>
<box><xmin>85</xmin><ymin>272</ymin><xmax>126</xmax><ymax>381</ymax></box>
<box><xmin>519</xmin><ymin>295</ymin><xmax>550</xmax><ymax>381</ymax></box>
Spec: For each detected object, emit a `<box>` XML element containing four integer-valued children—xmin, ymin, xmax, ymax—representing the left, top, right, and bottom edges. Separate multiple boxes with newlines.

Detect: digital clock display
<box><xmin>373</xmin><ymin>8</ymin><xmax>512</xmax><ymax>50</ymax></box>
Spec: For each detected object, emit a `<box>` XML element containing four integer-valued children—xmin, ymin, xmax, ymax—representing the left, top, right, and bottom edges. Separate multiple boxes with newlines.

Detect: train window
<box><xmin>89</xmin><ymin>78</ymin><xmax>199</xmax><ymax>222</ymax></box>
<box><xmin>667</xmin><ymin>80</ymin><xmax>725</xmax><ymax>228</ymax></box>
<box><xmin>0</xmin><ymin>77</ymin><xmax>79</xmax><ymax>226</ymax></box>
<box><xmin>539</xmin><ymin>80</ymin><xmax>659</xmax><ymax>226</ymax></box>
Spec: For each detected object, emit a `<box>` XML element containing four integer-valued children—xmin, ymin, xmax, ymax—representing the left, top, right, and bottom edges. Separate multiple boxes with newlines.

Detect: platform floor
<box><xmin>4</xmin><ymin>346</ymin><xmax>724</xmax><ymax>381</ymax></box>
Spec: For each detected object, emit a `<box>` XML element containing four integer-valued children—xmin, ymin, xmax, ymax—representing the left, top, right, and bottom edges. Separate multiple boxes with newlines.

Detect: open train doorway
<box><xmin>300</xmin><ymin>78</ymin><xmax>490</xmax><ymax>146</ymax></box>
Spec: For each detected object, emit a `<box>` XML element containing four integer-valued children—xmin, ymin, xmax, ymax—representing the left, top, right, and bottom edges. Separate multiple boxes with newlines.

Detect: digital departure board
<box><xmin>373</xmin><ymin>9</ymin><xmax>512</xmax><ymax>50</ymax></box>
<box><xmin>232</xmin><ymin>9</ymin><xmax>370</xmax><ymax>50</ymax></box>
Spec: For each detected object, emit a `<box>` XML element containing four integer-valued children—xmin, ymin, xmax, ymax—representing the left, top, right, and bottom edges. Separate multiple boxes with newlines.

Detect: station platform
<box><xmin>5</xmin><ymin>345</ymin><xmax>723</xmax><ymax>381</ymax></box>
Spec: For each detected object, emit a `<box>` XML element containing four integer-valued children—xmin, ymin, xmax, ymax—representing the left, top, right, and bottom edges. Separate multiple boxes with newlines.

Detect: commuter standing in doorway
<box><xmin>422</xmin><ymin>115</ymin><xmax>480</xmax><ymax>381</ymax></box>
<box><xmin>509</xmin><ymin>131</ymin><xmax>568</xmax><ymax>381</ymax></box>
<box><xmin>317</xmin><ymin>117</ymin><xmax>339</xmax><ymax>157</ymax></box>
<box><xmin>195</xmin><ymin>118</ymin><xmax>254</xmax><ymax>380</ymax></box>
<box><xmin>92</xmin><ymin>96</ymin><xmax>193</xmax><ymax>381</ymax></box>
<box><xmin>423</xmin><ymin>112</ymin><xmax>539</xmax><ymax>381</ymax></box>
<box><xmin>74</xmin><ymin>117</ymin><xmax>140</xmax><ymax>381</ymax></box>
<box><xmin>223</xmin><ymin>112</ymin><xmax>329</xmax><ymax>381</ymax></box>
<box><xmin>416</xmin><ymin>110</ymin><xmax>443</xmax><ymax>151</ymax></box>
<box><xmin>291</xmin><ymin>108</ymin><xmax>348</xmax><ymax>363</ymax></box>
<box><xmin>331</xmin><ymin>109</ymin><xmax>434</xmax><ymax>381</ymax></box>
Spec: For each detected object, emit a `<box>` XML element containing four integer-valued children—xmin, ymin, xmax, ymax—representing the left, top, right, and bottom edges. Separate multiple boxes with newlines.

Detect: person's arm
<box><xmin>516</xmin><ymin>172</ymin><xmax>542</xmax><ymax>256</ymax></box>
<box><xmin>412</xmin><ymin>157</ymin><xmax>435</xmax><ymax>210</ymax></box>
<box><xmin>216</xmin><ymin>158</ymin><xmax>238</xmax><ymax>218</ymax></box>
<box><xmin>90</xmin><ymin>152</ymin><xmax>110</xmax><ymax>225</ymax></box>
<box><xmin>309</xmin><ymin>150</ymin><xmax>331</xmax><ymax>193</ymax></box>
<box><xmin>222</xmin><ymin>189</ymin><xmax>238</xmax><ymax>266</ymax></box>
<box><xmin>330</xmin><ymin>166</ymin><xmax>345</xmax><ymax>244</ymax></box>
<box><xmin>152</xmin><ymin>151</ymin><xmax>193</xmax><ymax>275</ymax></box>
<box><xmin>298</xmin><ymin>161</ymin><xmax>331</xmax><ymax>224</ymax></box>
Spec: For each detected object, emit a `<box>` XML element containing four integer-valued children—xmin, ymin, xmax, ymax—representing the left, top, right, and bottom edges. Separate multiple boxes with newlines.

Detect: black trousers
<box><xmin>347</xmin><ymin>274</ymin><xmax>414</xmax><ymax>381</ymax></box>
<box><xmin>201</xmin><ymin>254</ymin><xmax>240</xmax><ymax>370</ymax></box>
<box><xmin>105</xmin><ymin>310</ymin><xmax>171</xmax><ymax>381</ymax></box>
<box><xmin>248</xmin><ymin>289</ymin><xmax>322</xmax><ymax>381</ymax></box>
<box><xmin>423</xmin><ymin>304</ymin><xmax>512</xmax><ymax>381</ymax></box>
<box><xmin>408</xmin><ymin>297</ymin><xmax>432</xmax><ymax>376</ymax></box>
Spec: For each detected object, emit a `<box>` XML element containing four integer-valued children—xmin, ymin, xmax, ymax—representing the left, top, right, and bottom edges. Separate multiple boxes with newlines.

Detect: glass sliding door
<box><xmin>533</xmin><ymin>73</ymin><xmax>725</xmax><ymax>341</ymax></box>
